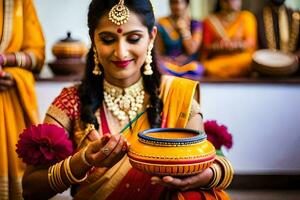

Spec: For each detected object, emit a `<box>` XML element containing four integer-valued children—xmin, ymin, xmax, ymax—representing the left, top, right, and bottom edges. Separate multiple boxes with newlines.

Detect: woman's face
<box><xmin>93</xmin><ymin>12</ymin><xmax>157</xmax><ymax>87</ymax></box>
<box><xmin>170</xmin><ymin>0</ymin><xmax>188</xmax><ymax>18</ymax></box>
<box><xmin>220</xmin><ymin>0</ymin><xmax>242</xmax><ymax>12</ymax></box>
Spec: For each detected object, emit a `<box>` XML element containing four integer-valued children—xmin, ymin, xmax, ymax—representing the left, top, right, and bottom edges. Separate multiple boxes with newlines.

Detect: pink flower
<box><xmin>16</xmin><ymin>124</ymin><xmax>73</xmax><ymax>166</ymax></box>
<box><xmin>204</xmin><ymin>120</ymin><xmax>233</xmax><ymax>150</ymax></box>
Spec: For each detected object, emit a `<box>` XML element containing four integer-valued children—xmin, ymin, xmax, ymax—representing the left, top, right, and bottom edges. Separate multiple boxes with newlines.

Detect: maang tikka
<box><xmin>109</xmin><ymin>0</ymin><xmax>130</xmax><ymax>25</ymax></box>
<box><xmin>93</xmin><ymin>47</ymin><xmax>102</xmax><ymax>75</ymax></box>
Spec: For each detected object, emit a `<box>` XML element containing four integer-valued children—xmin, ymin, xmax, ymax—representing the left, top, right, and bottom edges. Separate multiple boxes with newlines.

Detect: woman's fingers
<box><xmin>151</xmin><ymin>173</ymin><xmax>204</xmax><ymax>191</ymax></box>
<box><xmin>88</xmin><ymin>135</ymin><xmax>111</xmax><ymax>153</ymax></box>
<box><xmin>86</xmin><ymin>134</ymin><xmax>128</xmax><ymax>167</ymax></box>
<box><xmin>0</xmin><ymin>72</ymin><xmax>14</xmax><ymax>88</ymax></box>
<box><xmin>88</xmin><ymin>129</ymin><xmax>101</xmax><ymax>141</ymax></box>
<box><xmin>100</xmin><ymin>136</ymin><xmax>127</xmax><ymax>167</ymax></box>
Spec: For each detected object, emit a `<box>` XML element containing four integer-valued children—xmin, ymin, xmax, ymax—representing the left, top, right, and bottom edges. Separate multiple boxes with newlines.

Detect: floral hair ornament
<box><xmin>16</xmin><ymin>124</ymin><xmax>73</xmax><ymax>166</ymax></box>
<box><xmin>109</xmin><ymin>0</ymin><xmax>130</xmax><ymax>25</ymax></box>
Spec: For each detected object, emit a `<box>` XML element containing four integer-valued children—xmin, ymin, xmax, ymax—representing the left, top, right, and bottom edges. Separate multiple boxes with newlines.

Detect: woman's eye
<box><xmin>100</xmin><ymin>37</ymin><xmax>115</xmax><ymax>44</ymax></box>
<box><xmin>127</xmin><ymin>35</ymin><xmax>141</xmax><ymax>43</ymax></box>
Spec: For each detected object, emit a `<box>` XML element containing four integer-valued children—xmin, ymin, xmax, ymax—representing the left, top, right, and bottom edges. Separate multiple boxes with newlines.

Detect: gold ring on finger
<box><xmin>101</xmin><ymin>146</ymin><xmax>110</xmax><ymax>156</ymax></box>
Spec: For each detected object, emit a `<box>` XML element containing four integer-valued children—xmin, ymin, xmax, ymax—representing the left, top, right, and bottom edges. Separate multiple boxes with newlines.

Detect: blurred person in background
<box><xmin>156</xmin><ymin>0</ymin><xmax>204</xmax><ymax>80</ymax></box>
<box><xmin>256</xmin><ymin>0</ymin><xmax>300</xmax><ymax>69</ymax></box>
<box><xmin>0</xmin><ymin>0</ymin><xmax>45</xmax><ymax>199</ymax></box>
<box><xmin>201</xmin><ymin>0</ymin><xmax>257</xmax><ymax>78</ymax></box>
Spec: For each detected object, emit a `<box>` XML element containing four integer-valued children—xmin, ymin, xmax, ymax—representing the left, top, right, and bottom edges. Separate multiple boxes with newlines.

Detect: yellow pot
<box><xmin>128</xmin><ymin>128</ymin><xmax>216</xmax><ymax>176</ymax></box>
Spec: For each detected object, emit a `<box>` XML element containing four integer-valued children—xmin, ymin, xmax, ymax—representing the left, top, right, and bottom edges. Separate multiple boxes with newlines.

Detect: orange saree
<box><xmin>202</xmin><ymin>11</ymin><xmax>257</xmax><ymax>78</ymax></box>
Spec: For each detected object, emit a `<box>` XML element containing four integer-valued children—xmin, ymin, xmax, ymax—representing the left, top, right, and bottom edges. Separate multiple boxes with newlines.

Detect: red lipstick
<box><xmin>112</xmin><ymin>60</ymin><xmax>132</xmax><ymax>68</ymax></box>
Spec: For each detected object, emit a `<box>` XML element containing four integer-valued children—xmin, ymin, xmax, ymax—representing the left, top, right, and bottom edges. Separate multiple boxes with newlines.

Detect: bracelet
<box><xmin>27</xmin><ymin>51</ymin><xmax>37</xmax><ymax>70</ymax></box>
<box><xmin>48</xmin><ymin>160</ymin><xmax>69</xmax><ymax>193</ymax></box>
<box><xmin>14</xmin><ymin>52</ymin><xmax>22</xmax><ymax>67</ymax></box>
<box><xmin>215</xmin><ymin>156</ymin><xmax>234</xmax><ymax>189</ymax></box>
<box><xmin>81</xmin><ymin>146</ymin><xmax>92</xmax><ymax>167</ymax></box>
<box><xmin>20</xmin><ymin>52</ymin><xmax>27</xmax><ymax>68</ymax></box>
<box><xmin>201</xmin><ymin>163</ymin><xmax>222</xmax><ymax>190</ymax></box>
<box><xmin>64</xmin><ymin>156</ymin><xmax>87</xmax><ymax>184</ymax></box>
<box><xmin>0</xmin><ymin>54</ymin><xmax>7</xmax><ymax>66</ymax></box>
<box><xmin>180</xmin><ymin>30</ymin><xmax>192</xmax><ymax>40</ymax></box>
<box><xmin>78</xmin><ymin>123</ymin><xmax>96</xmax><ymax>148</ymax></box>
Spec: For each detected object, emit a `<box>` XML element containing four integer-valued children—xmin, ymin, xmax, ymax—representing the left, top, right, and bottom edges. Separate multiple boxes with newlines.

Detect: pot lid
<box><xmin>59</xmin><ymin>31</ymin><xmax>79</xmax><ymax>43</ymax></box>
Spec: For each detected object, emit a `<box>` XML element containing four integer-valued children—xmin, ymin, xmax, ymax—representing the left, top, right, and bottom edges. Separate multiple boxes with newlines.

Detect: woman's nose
<box><xmin>113</xmin><ymin>42</ymin><xmax>129</xmax><ymax>60</ymax></box>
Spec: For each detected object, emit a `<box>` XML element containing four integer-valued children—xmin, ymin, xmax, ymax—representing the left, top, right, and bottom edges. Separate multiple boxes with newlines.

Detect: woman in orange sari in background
<box><xmin>0</xmin><ymin>0</ymin><xmax>45</xmax><ymax>199</ymax></box>
<box><xmin>202</xmin><ymin>0</ymin><xmax>257</xmax><ymax>78</ymax></box>
<box><xmin>21</xmin><ymin>0</ymin><xmax>233</xmax><ymax>199</ymax></box>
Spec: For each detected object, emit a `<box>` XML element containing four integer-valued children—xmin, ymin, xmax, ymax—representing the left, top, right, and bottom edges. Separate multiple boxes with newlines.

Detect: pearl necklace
<box><xmin>103</xmin><ymin>78</ymin><xmax>145</xmax><ymax>123</ymax></box>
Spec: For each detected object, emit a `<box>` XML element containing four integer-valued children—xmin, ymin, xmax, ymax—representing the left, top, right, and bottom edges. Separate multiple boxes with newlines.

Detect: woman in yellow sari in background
<box><xmin>202</xmin><ymin>0</ymin><xmax>257</xmax><ymax>78</ymax></box>
<box><xmin>0</xmin><ymin>0</ymin><xmax>45</xmax><ymax>199</ymax></box>
<box><xmin>21</xmin><ymin>0</ymin><xmax>233</xmax><ymax>199</ymax></box>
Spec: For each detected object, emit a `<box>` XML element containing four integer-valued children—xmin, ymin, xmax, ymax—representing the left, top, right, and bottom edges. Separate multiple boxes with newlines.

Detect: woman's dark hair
<box><xmin>169</xmin><ymin>0</ymin><xmax>190</xmax><ymax>5</ymax></box>
<box><xmin>78</xmin><ymin>0</ymin><xmax>163</xmax><ymax>130</ymax></box>
<box><xmin>214</xmin><ymin>0</ymin><xmax>222</xmax><ymax>12</ymax></box>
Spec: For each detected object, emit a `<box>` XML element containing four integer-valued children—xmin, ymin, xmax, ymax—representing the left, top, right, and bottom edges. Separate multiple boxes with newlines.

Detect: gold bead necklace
<box><xmin>103</xmin><ymin>78</ymin><xmax>145</xmax><ymax>123</ymax></box>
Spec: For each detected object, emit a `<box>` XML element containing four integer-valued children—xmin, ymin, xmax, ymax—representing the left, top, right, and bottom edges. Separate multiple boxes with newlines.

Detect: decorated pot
<box><xmin>52</xmin><ymin>32</ymin><xmax>88</xmax><ymax>59</ymax></box>
<box><xmin>128</xmin><ymin>128</ymin><xmax>216</xmax><ymax>176</ymax></box>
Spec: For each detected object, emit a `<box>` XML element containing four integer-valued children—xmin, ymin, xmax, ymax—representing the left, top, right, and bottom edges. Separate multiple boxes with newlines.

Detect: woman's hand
<box><xmin>0</xmin><ymin>71</ymin><xmax>15</xmax><ymax>91</ymax></box>
<box><xmin>84</xmin><ymin>134</ymin><xmax>129</xmax><ymax>168</ymax></box>
<box><xmin>151</xmin><ymin>168</ymin><xmax>213</xmax><ymax>191</ymax></box>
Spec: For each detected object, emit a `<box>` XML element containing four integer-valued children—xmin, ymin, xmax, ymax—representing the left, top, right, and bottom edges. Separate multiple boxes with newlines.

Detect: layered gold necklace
<box><xmin>263</xmin><ymin>5</ymin><xmax>300</xmax><ymax>52</ymax></box>
<box><xmin>103</xmin><ymin>78</ymin><xmax>145</xmax><ymax>123</ymax></box>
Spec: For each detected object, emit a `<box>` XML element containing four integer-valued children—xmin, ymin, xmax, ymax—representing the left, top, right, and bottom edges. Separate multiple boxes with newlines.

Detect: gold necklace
<box><xmin>263</xmin><ymin>5</ymin><xmax>300</xmax><ymax>52</ymax></box>
<box><xmin>103</xmin><ymin>78</ymin><xmax>145</xmax><ymax>123</ymax></box>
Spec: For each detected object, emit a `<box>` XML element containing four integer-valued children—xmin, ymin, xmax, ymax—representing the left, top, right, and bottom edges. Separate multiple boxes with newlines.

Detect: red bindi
<box><xmin>117</xmin><ymin>28</ymin><xmax>123</xmax><ymax>33</ymax></box>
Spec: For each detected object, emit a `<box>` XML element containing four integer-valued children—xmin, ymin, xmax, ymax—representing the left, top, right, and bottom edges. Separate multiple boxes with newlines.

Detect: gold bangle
<box><xmin>48</xmin><ymin>166</ymin><xmax>57</xmax><ymax>192</ymax></box>
<box><xmin>27</xmin><ymin>51</ymin><xmax>37</xmax><ymax>70</ymax></box>
<box><xmin>49</xmin><ymin>161</ymin><xmax>69</xmax><ymax>193</ymax></box>
<box><xmin>63</xmin><ymin>157</ymin><xmax>73</xmax><ymax>184</ymax></box>
<box><xmin>65</xmin><ymin>156</ymin><xmax>87</xmax><ymax>184</ymax></box>
<box><xmin>221</xmin><ymin>157</ymin><xmax>234</xmax><ymax>189</ymax></box>
<box><xmin>14</xmin><ymin>52</ymin><xmax>21</xmax><ymax>67</ymax></box>
<box><xmin>81</xmin><ymin>146</ymin><xmax>92</xmax><ymax>167</ymax></box>
<box><xmin>201</xmin><ymin>163</ymin><xmax>222</xmax><ymax>190</ymax></box>
<box><xmin>215</xmin><ymin>156</ymin><xmax>234</xmax><ymax>189</ymax></box>
<box><xmin>78</xmin><ymin>123</ymin><xmax>96</xmax><ymax>148</ymax></box>
<box><xmin>20</xmin><ymin>52</ymin><xmax>27</xmax><ymax>68</ymax></box>
<box><xmin>55</xmin><ymin>160</ymin><xmax>68</xmax><ymax>192</ymax></box>
<box><xmin>50</xmin><ymin>164</ymin><xmax>61</xmax><ymax>193</ymax></box>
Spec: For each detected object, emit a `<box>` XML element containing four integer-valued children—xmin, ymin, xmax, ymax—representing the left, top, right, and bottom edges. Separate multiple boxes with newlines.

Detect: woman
<box><xmin>0</xmin><ymin>0</ymin><xmax>45</xmax><ymax>199</ymax></box>
<box><xmin>202</xmin><ymin>0</ymin><xmax>257</xmax><ymax>78</ymax></box>
<box><xmin>21</xmin><ymin>0</ymin><xmax>232</xmax><ymax>199</ymax></box>
<box><xmin>156</xmin><ymin>0</ymin><xmax>204</xmax><ymax>80</ymax></box>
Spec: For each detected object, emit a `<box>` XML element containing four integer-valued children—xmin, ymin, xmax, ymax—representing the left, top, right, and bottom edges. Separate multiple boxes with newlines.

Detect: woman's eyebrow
<box><xmin>98</xmin><ymin>30</ymin><xmax>144</xmax><ymax>36</ymax></box>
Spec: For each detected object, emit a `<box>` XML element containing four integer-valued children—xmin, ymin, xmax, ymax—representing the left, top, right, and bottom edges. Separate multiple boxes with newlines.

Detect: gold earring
<box><xmin>93</xmin><ymin>47</ymin><xmax>102</xmax><ymax>76</ymax></box>
<box><xmin>109</xmin><ymin>0</ymin><xmax>130</xmax><ymax>26</ymax></box>
<box><xmin>143</xmin><ymin>43</ymin><xmax>153</xmax><ymax>76</ymax></box>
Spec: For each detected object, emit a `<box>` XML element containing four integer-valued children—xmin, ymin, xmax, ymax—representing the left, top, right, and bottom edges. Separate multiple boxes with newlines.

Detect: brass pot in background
<box><xmin>49</xmin><ymin>32</ymin><xmax>88</xmax><ymax>76</ymax></box>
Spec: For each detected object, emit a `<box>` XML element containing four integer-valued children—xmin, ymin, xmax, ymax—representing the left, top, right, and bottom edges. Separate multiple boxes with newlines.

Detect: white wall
<box><xmin>201</xmin><ymin>83</ymin><xmax>300</xmax><ymax>174</ymax></box>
